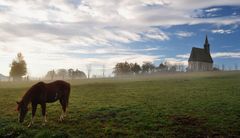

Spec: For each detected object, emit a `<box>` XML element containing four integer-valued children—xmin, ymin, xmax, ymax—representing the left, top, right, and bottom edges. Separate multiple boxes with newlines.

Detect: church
<box><xmin>188</xmin><ymin>36</ymin><xmax>213</xmax><ymax>71</ymax></box>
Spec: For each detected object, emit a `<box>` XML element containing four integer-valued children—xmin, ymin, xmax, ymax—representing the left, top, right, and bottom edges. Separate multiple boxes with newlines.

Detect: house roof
<box><xmin>188</xmin><ymin>47</ymin><xmax>213</xmax><ymax>63</ymax></box>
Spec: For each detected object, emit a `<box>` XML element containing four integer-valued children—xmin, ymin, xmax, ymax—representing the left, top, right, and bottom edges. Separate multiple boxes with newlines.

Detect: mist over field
<box><xmin>0</xmin><ymin>72</ymin><xmax>240</xmax><ymax>137</ymax></box>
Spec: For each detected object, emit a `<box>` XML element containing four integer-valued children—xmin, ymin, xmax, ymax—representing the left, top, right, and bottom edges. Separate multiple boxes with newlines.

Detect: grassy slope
<box><xmin>0</xmin><ymin>72</ymin><xmax>239</xmax><ymax>137</ymax></box>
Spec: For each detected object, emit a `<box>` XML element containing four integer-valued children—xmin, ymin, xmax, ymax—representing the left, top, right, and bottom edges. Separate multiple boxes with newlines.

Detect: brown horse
<box><xmin>16</xmin><ymin>80</ymin><xmax>70</xmax><ymax>127</ymax></box>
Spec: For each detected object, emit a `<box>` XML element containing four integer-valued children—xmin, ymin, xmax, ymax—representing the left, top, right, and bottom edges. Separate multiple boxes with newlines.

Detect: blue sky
<box><xmin>0</xmin><ymin>0</ymin><xmax>239</xmax><ymax>77</ymax></box>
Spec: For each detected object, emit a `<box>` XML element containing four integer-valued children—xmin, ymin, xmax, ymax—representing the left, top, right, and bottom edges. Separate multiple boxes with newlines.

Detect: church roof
<box><xmin>188</xmin><ymin>47</ymin><xmax>213</xmax><ymax>63</ymax></box>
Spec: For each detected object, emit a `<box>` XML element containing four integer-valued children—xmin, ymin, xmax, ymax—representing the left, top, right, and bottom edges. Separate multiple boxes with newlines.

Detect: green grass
<box><xmin>0</xmin><ymin>72</ymin><xmax>240</xmax><ymax>137</ymax></box>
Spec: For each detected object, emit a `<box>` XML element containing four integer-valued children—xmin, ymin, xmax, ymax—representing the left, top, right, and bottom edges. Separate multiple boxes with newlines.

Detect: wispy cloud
<box><xmin>175</xmin><ymin>31</ymin><xmax>194</xmax><ymax>38</ymax></box>
<box><xmin>164</xmin><ymin>58</ymin><xmax>188</xmax><ymax>66</ymax></box>
<box><xmin>0</xmin><ymin>0</ymin><xmax>239</xmax><ymax>76</ymax></box>
<box><xmin>212</xmin><ymin>52</ymin><xmax>240</xmax><ymax>58</ymax></box>
<box><xmin>176</xmin><ymin>52</ymin><xmax>240</xmax><ymax>59</ymax></box>
<box><xmin>205</xmin><ymin>8</ymin><xmax>221</xmax><ymax>12</ymax></box>
<box><xmin>176</xmin><ymin>54</ymin><xmax>190</xmax><ymax>59</ymax></box>
<box><xmin>211</xmin><ymin>29</ymin><xmax>233</xmax><ymax>34</ymax></box>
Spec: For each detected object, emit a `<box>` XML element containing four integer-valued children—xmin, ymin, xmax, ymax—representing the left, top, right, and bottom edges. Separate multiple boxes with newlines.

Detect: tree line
<box><xmin>45</xmin><ymin>69</ymin><xmax>86</xmax><ymax>80</ymax></box>
<box><xmin>112</xmin><ymin>61</ymin><xmax>185</xmax><ymax>76</ymax></box>
<box><xmin>7</xmin><ymin>53</ymin><xmax>239</xmax><ymax>80</ymax></box>
<box><xmin>7</xmin><ymin>53</ymin><xmax>184</xmax><ymax>80</ymax></box>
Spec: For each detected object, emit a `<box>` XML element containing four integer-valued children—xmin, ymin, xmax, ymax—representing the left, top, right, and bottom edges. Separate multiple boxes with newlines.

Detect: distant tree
<box><xmin>74</xmin><ymin>69</ymin><xmax>87</xmax><ymax>79</ymax></box>
<box><xmin>45</xmin><ymin>70</ymin><xmax>56</xmax><ymax>80</ymax></box>
<box><xmin>213</xmin><ymin>67</ymin><xmax>220</xmax><ymax>71</ymax></box>
<box><xmin>57</xmin><ymin>69</ymin><xmax>67</xmax><ymax>79</ymax></box>
<box><xmin>102</xmin><ymin>65</ymin><xmax>105</xmax><ymax>78</ymax></box>
<box><xmin>158</xmin><ymin>63</ymin><xmax>168</xmax><ymax>72</ymax></box>
<box><xmin>234</xmin><ymin>64</ymin><xmax>238</xmax><ymax>70</ymax></box>
<box><xmin>169</xmin><ymin>65</ymin><xmax>177</xmax><ymax>72</ymax></box>
<box><xmin>222</xmin><ymin>64</ymin><xmax>225</xmax><ymax>71</ymax></box>
<box><xmin>142</xmin><ymin>62</ymin><xmax>155</xmax><ymax>73</ymax></box>
<box><xmin>130</xmin><ymin>63</ymin><xmax>141</xmax><ymax>75</ymax></box>
<box><xmin>113</xmin><ymin>61</ymin><xmax>131</xmax><ymax>76</ymax></box>
<box><xmin>9</xmin><ymin>53</ymin><xmax>27</xmax><ymax>81</ymax></box>
<box><xmin>86</xmin><ymin>64</ymin><xmax>92</xmax><ymax>79</ymax></box>
<box><xmin>68</xmin><ymin>68</ymin><xmax>74</xmax><ymax>79</ymax></box>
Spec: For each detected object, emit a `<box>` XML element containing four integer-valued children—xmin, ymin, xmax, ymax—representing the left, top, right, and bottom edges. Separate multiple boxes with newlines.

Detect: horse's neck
<box><xmin>22</xmin><ymin>90</ymin><xmax>32</xmax><ymax>106</ymax></box>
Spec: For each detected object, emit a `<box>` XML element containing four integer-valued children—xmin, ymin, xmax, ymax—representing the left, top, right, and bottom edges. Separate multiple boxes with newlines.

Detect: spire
<box><xmin>205</xmin><ymin>35</ymin><xmax>208</xmax><ymax>44</ymax></box>
<box><xmin>204</xmin><ymin>35</ymin><xmax>210</xmax><ymax>53</ymax></box>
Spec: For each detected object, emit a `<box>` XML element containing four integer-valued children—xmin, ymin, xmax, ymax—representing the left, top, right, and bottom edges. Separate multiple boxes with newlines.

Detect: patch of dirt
<box><xmin>169</xmin><ymin>115</ymin><xmax>240</xmax><ymax>138</ymax></box>
<box><xmin>170</xmin><ymin>115</ymin><xmax>205</xmax><ymax>126</ymax></box>
<box><xmin>87</xmin><ymin>111</ymin><xmax>117</xmax><ymax>122</ymax></box>
<box><xmin>85</xmin><ymin>107</ymin><xmax>126</xmax><ymax>122</ymax></box>
<box><xmin>169</xmin><ymin>115</ymin><xmax>210</xmax><ymax>138</ymax></box>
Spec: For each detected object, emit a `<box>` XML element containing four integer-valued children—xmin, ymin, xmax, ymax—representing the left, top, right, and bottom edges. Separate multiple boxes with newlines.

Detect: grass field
<box><xmin>0</xmin><ymin>72</ymin><xmax>240</xmax><ymax>138</ymax></box>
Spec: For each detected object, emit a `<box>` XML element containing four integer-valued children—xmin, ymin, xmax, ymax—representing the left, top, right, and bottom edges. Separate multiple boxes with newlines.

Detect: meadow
<box><xmin>0</xmin><ymin>72</ymin><xmax>239</xmax><ymax>138</ymax></box>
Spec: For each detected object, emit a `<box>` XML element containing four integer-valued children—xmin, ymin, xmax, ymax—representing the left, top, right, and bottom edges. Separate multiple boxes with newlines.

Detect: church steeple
<box><xmin>204</xmin><ymin>35</ymin><xmax>210</xmax><ymax>53</ymax></box>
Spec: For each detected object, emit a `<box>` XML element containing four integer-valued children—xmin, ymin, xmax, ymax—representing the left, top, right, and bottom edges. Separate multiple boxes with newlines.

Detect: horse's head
<box><xmin>16</xmin><ymin>101</ymin><xmax>28</xmax><ymax>123</ymax></box>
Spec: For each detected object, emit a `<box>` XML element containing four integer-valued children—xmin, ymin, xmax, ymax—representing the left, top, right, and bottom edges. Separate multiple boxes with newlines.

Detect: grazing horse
<box><xmin>16</xmin><ymin>80</ymin><xmax>70</xmax><ymax>127</ymax></box>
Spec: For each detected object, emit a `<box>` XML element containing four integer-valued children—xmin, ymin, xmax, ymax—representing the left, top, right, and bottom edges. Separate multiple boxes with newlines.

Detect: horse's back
<box><xmin>47</xmin><ymin>80</ymin><xmax>70</xmax><ymax>92</ymax></box>
<box><xmin>45</xmin><ymin>80</ymin><xmax>70</xmax><ymax>103</ymax></box>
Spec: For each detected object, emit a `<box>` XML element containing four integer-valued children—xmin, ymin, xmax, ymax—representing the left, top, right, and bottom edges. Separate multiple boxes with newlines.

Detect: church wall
<box><xmin>188</xmin><ymin>61</ymin><xmax>213</xmax><ymax>71</ymax></box>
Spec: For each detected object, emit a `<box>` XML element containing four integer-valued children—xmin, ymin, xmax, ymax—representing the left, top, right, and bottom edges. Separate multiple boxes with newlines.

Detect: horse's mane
<box><xmin>20</xmin><ymin>82</ymin><xmax>45</xmax><ymax>105</ymax></box>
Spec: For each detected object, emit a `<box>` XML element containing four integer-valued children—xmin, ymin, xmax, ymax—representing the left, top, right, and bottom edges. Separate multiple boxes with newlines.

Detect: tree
<box><xmin>130</xmin><ymin>63</ymin><xmax>141</xmax><ymax>75</ymax></box>
<box><xmin>9</xmin><ymin>53</ymin><xmax>27</xmax><ymax>81</ymax></box>
<box><xmin>113</xmin><ymin>62</ymin><xmax>131</xmax><ymax>76</ymax></box>
<box><xmin>213</xmin><ymin>67</ymin><xmax>220</xmax><ymax>71</ymax></box>
<box><xmin>86</xmin><ymin>64</ymin><xmax>92</xmax><ymax>79</ymax></box>
<box><xmin>142</xmin><ymin>62</ymin><xmax>155</xmax><ymax>73</ymax></box>
<box><xmin>68</xmin><ymin>68</ymin><xmax>74</xmax><ymax>80</ymax></box>
<box><xmin>169</xmin><ymin>65</ymin><xmax>177</xmax><ymax>72</ymax></box>
<box><xmin>57</xmin><ymin>69</ymin><xmax>67</xmax><ymax>79</ymax></box>
<box><xmin>158</xmin><ymin>63</ymin><xmax>168</xmax><ymax>72</ymax></box>
<box><xmin>45</xmin><ymin>70</ymin><xmax>56</xmax><ymax>80</ymax></box>
<box><xmin>102</xmin><ymin>65</ymin><xmax>105</xmax><ymax>78</ymax></box>
<box><xmin>74</xmin><ymin>69</ymin><xmax>87</xmax><ymax>79</ymax></box>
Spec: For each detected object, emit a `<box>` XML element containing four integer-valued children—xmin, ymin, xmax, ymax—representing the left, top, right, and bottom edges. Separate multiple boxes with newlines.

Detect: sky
<box><xmin>0</xmin><ymin>0</ymin><xmax>239</xmax><ymax>77</ymax></box>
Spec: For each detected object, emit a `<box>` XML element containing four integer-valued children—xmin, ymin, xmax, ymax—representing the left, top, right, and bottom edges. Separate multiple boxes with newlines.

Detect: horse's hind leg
<box><xmin>41</xmin><ymin>103</ymin><xmax>47</xmax><ymax>126</ymax></box>
<box><xmin>59</xmin><ymin>98</ymin><xmax>67</xmax><ymax>122</ymax></box>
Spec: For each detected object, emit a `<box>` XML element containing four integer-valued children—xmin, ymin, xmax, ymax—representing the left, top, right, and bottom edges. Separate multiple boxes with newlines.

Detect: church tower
<box><xmin>204</xmin><ymin>35</ymin><xmax>210</xmax><ymax>54</ymax></box>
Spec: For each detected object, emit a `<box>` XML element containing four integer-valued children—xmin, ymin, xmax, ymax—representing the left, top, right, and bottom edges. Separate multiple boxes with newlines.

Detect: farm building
<box><xmin>188</xmin><ymin>36</ymin><xmax>213</xmax><ymax>71</ymax></box>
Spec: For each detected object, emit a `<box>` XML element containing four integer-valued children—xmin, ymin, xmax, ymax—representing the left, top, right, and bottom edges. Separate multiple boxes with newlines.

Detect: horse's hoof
<box><xmin>58</xmin><ymin>118</ymin><xmax>64</xmax><ymax>122</ymax></box>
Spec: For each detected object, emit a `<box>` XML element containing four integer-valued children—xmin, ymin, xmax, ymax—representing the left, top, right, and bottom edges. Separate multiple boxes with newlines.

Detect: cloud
<box><xmin>211</xmin><ymin>29</ymin><xmax>233</xmax><ymax>34</ymax></box>
<box><xmin>205</xmin><ymin>8</ymin><xmax>221</xmax><ymax>12</ymax></box>
<box><xmin>212</xmin><ymin>52</ymin><xmax>240</xmax><ymax>58</ymax></box>
<box><xmin>175</xmin><ymin>31</ymin><xmax>194</xmax><ymax>38</ymax></box>
<box><xmin>144</xmin><ymin>28</ymin><xmax>170</xmax><ymax>41</ymax></box>
<box><xmin>0</xmin><ymin>0</ymin><xmax>240</xmax><ymax>76</ymax></box>
<box><xmin>176</xmin><ymin>54</ymin><xmax>190</xmax><ymax>59</ymax></box>
<box><xmin>177</xmin><ymin>52</ymin><xmax>240</xmax><ymax>60</ymax></box>
<box><xmin>164</xmin><ymin>58</ymin><xmax>188</xmax><ymax>66</ymax></box>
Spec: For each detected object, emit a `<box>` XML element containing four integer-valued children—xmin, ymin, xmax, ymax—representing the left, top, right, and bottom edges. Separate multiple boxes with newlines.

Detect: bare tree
<box><xmin>142</xmin><ymin>62</ymin><xmax>155</xmax><ymax>74</ymax></box>
<box><xmin>235</xmin><ymin>64</ymin><xmax>238</xmax><ymax>70</ymax></box>
<box><xmin>86</xmin><ymin>64</ymin><xmax>92</xmax><ymax>79</ymax></box>
<box><xmin>57</xmin><ymin>69</ymin><xmax>67</xmax><ymax>80</ymax></box>
<box><xmin>102</xmin><ymin>64</ymin><xmax>105</xmax><ymax>78</ymax></box>
<box><xmin>222</xmin><ymin>64</ymin><xmax>225</xmax><ymax>71</ymax></box>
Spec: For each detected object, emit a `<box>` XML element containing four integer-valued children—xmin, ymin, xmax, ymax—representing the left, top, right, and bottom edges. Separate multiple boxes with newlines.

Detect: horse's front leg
<box><xmin>28</xmin><ymin>103</ymin><xmax>37</xmax><ymax>128</ymax></box>
<box><xmin>41</xmin><ymin>103</ymin><xmax>47</xmax><ymax>126</ymax></box>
